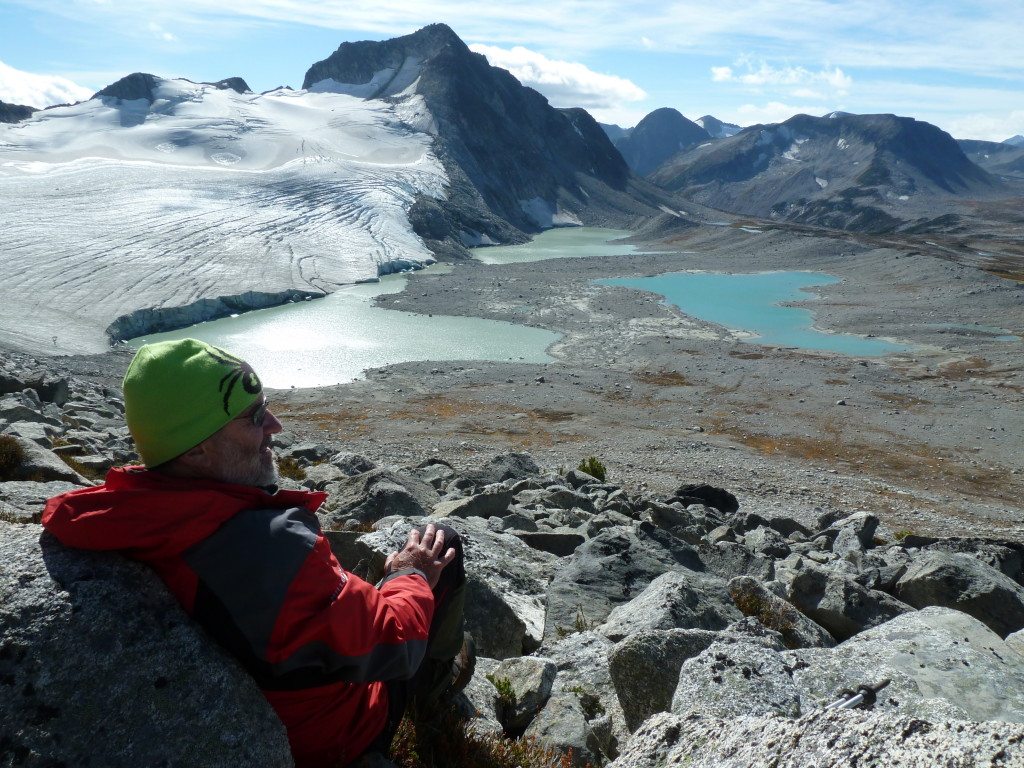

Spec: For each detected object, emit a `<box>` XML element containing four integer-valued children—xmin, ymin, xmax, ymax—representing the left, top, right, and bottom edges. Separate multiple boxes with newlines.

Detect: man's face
<box><xmin>199</xmin><ymin>398</ymin><xmax>283</xmax><ymax>487</ymax></box>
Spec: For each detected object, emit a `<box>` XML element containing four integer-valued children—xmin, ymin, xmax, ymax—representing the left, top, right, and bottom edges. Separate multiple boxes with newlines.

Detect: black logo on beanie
<box><xmin>204</xmin><ymin>347</ymin><xmax>262</xmax><ymax>414</ymax></box>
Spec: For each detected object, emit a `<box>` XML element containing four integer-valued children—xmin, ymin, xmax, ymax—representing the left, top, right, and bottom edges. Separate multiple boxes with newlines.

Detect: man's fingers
<box><xmin>440</xmin><ymin>547</ymin><xmax>456</xmax><ymax>566</ymax></box>
<box><xmin>429</xmin><ymin>528</ymin><xmax>446</xmax><ymax>557</ymax></box>
<box><xmin>407</xmin><ymin>528</ymin><xmax>421</xmax><ymax>547</ymax></box>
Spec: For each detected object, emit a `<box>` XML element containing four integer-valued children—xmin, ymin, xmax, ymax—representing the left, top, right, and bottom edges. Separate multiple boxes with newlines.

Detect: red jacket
<box><xmin>42</xmin><ymin>467</ymin><xmax>435</xmax><ymax>768</ymax></box>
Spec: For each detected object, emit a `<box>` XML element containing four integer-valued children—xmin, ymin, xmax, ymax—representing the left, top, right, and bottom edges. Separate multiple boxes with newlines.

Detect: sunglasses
<box><xmin>237</xmin><ymin>398</ymin><xmax>269</xmax><ymax>427</ymax></box>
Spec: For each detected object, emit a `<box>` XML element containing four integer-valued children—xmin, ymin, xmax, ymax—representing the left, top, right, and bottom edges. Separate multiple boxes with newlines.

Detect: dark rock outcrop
<box><xmin>0</xmin><ymin>99</ymin><xmax>35</xmax><ymax>124</ymax></box>
<box><xmin>207</xmin><ymin>77</ymin><xmax>251</xmax><ymax>94</ymax></box>
<box><xmin>92</xmin><ymin>72</ymin><xmax>161</xmax><ymax>102</ymax></box>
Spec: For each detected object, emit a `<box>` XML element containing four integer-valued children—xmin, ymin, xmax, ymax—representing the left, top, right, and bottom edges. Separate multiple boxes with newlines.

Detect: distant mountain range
<box><xmin>1005</xmin><ymin>135</ymin><xmax>1024</xmax><ymax>147</ymax></box>
<box><xmin>649</xmin><ymin>112</ymin><xmax>999</xmax><ymax>232</ymax></box>
<box><xmin>610</xmin><ymin>108</ymin><xmax>710</xmax><ymax>176</ymax></box>
<box><xmin>957</xmin><ymin>139</ymin><xmax>1024</xmax><ymax>179</ymax></box>
<box><xmin>695</xmin><ymin>115</ymin><xmax>742</xmax><ymax>139</ymax></box>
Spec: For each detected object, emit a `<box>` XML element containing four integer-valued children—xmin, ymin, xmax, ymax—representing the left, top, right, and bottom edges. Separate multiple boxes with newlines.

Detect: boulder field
<box><xmin>3</xmin><ymin>356</ymin><xmax>1024</xmax><ymax>766</ymax></box>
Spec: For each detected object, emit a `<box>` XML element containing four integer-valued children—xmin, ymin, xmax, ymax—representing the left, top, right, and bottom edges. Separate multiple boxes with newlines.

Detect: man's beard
<box><xmin>211</xmin><ymin>440</ymin><xmax>279</xmax><ymax>487</ymax></box>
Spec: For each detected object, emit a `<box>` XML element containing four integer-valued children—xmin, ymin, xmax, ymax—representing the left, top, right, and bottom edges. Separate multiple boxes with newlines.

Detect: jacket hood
<box><xmin>42</xmin><ymin>466</ymin><xmax>326</xmax><ymax>560</ymax></box>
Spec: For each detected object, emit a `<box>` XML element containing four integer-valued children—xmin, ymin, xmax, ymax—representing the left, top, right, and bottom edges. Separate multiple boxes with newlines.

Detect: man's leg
<box><xmin>374</xmin><ymin>523</ymin><xmax>471</xmax><ymax>751</ymax></box>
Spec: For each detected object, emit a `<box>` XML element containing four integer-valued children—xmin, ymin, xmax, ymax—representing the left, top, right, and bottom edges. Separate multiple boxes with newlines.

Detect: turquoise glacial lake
<box><xmin>599</xmin><ymin>271</ymin><xmax>911</xmax><ymax>356</ymax></box>
<box><xmin>128</xmin><ymin>228</ymin><xmax>639</xmax><ymax>388</ymax></box>
<box><xmin>127</xmin><ymin>270</ymin><xmax>559</xmax><ymax>389</ymax></box>
<box><xmin>472</xmin><ymin>227</ymin><xmax>639</xmax><ymax>264</ymax></box>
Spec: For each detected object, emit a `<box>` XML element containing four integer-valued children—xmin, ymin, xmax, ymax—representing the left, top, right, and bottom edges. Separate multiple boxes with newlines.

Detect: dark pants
<box><xmin>369</xmin><ymin>523</ymin><xmax>466</xmax><ymax>754</ymax></box>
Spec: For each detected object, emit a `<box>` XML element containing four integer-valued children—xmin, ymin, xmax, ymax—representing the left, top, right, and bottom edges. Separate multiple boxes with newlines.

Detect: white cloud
<box><xmin>148</xmin><ymin>22</ymin><xmax>178</xmax><ymax>42</ymax></box>
<box><xmin>732</xmin><ymin>101</ymin><xmax>832</xmax><ymax>125</ymax></box>
<box><xmin>712</xmin><ymin>60</ymin><xmax>852</xmax><ymax>96</ymax></box>
<box><xmin>640</xmin><ymin>36</ymin><xmax>656</xmax><ymax>50</ymax></box>
<box><xmin>0</xmin><ymin>60</ymin><xmax>93</xmax><ymax>107</ymax></box>
<box><xmin>468</xmin><ymin>44</ymin><xmax>646</xmax><ymax>110</ymax></box>
<box><xmin>945</xmin><ymin>110</ymin><xmax>1024</xmax><ymax>143</ymax></box>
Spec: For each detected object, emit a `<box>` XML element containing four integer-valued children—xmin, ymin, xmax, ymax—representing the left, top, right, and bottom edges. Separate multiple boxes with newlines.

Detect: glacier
<box><xmin>0</xmin><ymin>78</ymin><xmax>447</xmax><ymax>353</ymax></box>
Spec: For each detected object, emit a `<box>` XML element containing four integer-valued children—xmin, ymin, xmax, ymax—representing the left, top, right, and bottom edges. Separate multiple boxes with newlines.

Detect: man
<box><xmin>42</xmin><ymin>338</ymin><xmax>471</xmax><ymax>768</ymax></box>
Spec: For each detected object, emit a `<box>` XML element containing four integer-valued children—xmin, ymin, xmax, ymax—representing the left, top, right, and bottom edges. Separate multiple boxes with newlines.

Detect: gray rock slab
<box><xmin>599</xmin><ymin>570</ymin><xmax>742</xmax><ymax>642</ymax></box>
<box><xmin>362</xmin><ymin>517</ymin><xmax>555</xmax><ymax>658</ymax></box>
<box><xmin>610</xmin><ymin>710</ymin><xmax>1024</xmax><ymax>768</ymax></box>
<box><xmin>781</xmin><ymin>558</ymin><xmax>913</xmax><ymax>641</ymax></box>
<box><xmin>527</xmin><ymin>630</ymin><xmax>627</xmax><ymax>765</ymax></box>
<box><xmin>465</xmin><ymin>452</ymin><xmax>542</xmax><ymax>486</ymax></box>
<box><xmin>8</xmin><ymin>435</ymin><xmax>88</xmax><ymax>484</ymax></box>
<box><xmin>320</xmin><ymin>468</ymin><xmax>440</xmax><ymax>525</ymax></box>
<box><xmin>670</xmin><ymin>639</ymin><xmax>803</xmax><ymax>718</ymax></box>
<box><xmin>0</xmin><ymin>480</ymin><xmax>82</xmax><ymax>512</ymax></box>
<box><xmin>788</xmin><ymin>606</ymin><xmax>1024</xmax><ymax>722</ymax></box>
<box><xmin>0</xmin><ymin>523</ymin><xmax>293</xmax><ymax>767</ymax></box>
<box><xmin>728</xmin><ymin>576</ymin><xmax>835</xmax><ymax>650</ymax></box>
<box><xmin>513</xmin><ymin>531</ymin><xmax>585</xmax><ymax>556</ymax></box>
<box><xmin>432</xmin><ymin>486</ymin><xmax>513</xmax><ymax>518</ymax></box>
<box><xmin>608</xmin><ymin>628</ymin><xmax>721</xmax><ymax>732</ymax></box>
<box><xmin>490</xmin><ymin>656</ymin><xmax>557</xmax><ymax>732</ymax></box>
<box><xmin>895</xmin><ymin>550</ymin><xmax>1024</xmax><ymax>637</ymax></box>
<box><xmin>543</xmin><ymin>522</ymin><xmax>704</xmax><ymax>645</ymax></box>
<box><xmin>696</xmin><ymin>540</ymin><xmax>775</xmax><ymax>582</ymax></box>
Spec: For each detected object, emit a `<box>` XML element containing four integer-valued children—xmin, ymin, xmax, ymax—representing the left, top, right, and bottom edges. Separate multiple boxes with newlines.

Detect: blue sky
<box><xmin>1</xmin><ymin>1</ymin><xmax>1022</xmax><ymax>140</ymax></box>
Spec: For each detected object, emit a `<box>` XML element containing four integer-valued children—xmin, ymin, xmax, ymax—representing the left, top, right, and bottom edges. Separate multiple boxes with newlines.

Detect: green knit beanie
<box><xmin>123</xmin><ymin>339</ymin><xmax>263</xmax><ymax>467</ymax></box>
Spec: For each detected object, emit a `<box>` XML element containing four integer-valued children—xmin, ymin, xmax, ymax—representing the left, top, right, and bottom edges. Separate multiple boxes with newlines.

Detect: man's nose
<box><xmin>263</xmin><ymin>409</ymin><xmax>284</xmax><ymax>435</ymax></box>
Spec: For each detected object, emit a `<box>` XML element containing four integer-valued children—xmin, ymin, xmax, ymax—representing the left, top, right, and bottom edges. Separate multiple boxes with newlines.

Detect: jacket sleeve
<box><xmin>184</xmin><ymin>506</ymin><xmax>435</xmax><ymax>690</ymax></box>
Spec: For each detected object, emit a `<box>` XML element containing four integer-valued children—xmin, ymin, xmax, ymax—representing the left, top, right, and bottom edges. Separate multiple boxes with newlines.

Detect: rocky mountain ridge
<box><xmin>3</xmin><ymin>353</ymin><xmax>1024</xmax><ymax>766</ymax></box>
<box><xmin>695</xmin><ymin>115</ymin><xmax>742</xmax><ymax>139</ymax></box>
<box><xmin>612</xmin><ymin>107</ymin><xmax>711</xmax><ymax>176</ymax></box>
<box><xmin>302</xmin><ymin>24</ymin><xmax>671</xmax><ymax>256</ymax></box>
<box><xmin>650</xmin><ymin>112</ymin><xmax>1000</xmax><ymax>233</ymax></box>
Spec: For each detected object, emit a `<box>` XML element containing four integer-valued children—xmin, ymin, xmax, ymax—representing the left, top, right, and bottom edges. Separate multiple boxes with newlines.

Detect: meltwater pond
<box><xmin>127</xmin><ymin>271</ymin><xmax>559</xmax><ymax>389</ymax></box>
<box><xmin>599</xmin><ymin>271</ymin><xmax>911</xmax><ymax>356</ymax></box>
<box><xmin>472</xmin><ymin>227</ymin><xmax>639</xmax><ymax>264</ymax></box>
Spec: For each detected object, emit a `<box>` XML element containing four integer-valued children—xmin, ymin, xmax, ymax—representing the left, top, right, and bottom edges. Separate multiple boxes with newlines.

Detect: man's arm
<box><xmin>184</xmin><ymin>508</ymin><xmax>440</xmax><ymax>689</ymax></box>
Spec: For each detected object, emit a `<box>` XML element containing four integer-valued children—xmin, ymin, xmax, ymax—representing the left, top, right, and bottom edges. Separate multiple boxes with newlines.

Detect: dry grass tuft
<box><xmin>389</xmin><ymin>711</ymin><xmax>587</xmax><ymax>768</ymax></box>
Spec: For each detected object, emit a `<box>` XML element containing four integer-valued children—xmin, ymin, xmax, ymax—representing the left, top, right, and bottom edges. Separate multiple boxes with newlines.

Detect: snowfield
<box><xmin>0</xmin><ymin>78</ymin><xmax>447</xmax><ymax>352</ymax></box>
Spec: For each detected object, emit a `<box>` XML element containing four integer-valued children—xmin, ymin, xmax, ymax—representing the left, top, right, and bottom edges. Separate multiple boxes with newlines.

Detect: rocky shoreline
<box><xmin>4</xmin><ymin>349</ymin><xmax>1024</xmax><ymax>765</ymax></box>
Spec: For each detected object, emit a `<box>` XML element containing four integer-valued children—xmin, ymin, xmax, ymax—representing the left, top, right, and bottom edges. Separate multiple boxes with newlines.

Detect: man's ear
<box><xmin>173</xmin><ymin>440</ymin><xmax>213</xmax><ymax>472</ymax></box>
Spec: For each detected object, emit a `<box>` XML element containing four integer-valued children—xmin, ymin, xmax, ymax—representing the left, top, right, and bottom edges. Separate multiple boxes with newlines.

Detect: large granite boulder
<box><xmin>608</xmin><ymin>628</ymin><xmax>740</xmax><ymax>732</ymax></box>
<box><xmin>895</xmin><ymin>550</ymin><xmax>1024</xmax><ymax>637</ymax></box>
<box><xmin>728</xmin><ymin>576</ymin><xmax>835</xmax><ymax>649</ymax></box>
<box><xmin>0</xmin><ymin>523</ymin><xmax>293</xmax><ymax>767</ymax></box>
<box><xmin>778</xmin><ymin>557</ymin><xmax>913</xmax><ymax>640</ymax></box>
<box><xmin>361</xmin><ymin>516</ymin><xmax>555</xmax><ymax>658</ymax></box>
<box><xmin>787</xmin><ymin>607</ymin><xmax>1024</xmax><ymax>722</ymax></box>
<box><xmin>543</xmin><ymin>523</ymin><xmax>703</xmax><ymax>644</ymax></box>
<box><xmin>671</xmin><ymin>639</ymin><xmax>802</xmax><ymax>718</ymax></box>
<box><xmin>599</xmin><ymin>570</ymin><xmax>741</xmax><ymax>641</ymax></box>
<box><xmin>610</xmin><ymin>710</ymin><xmax>1024</xmax><ymax>768</ymax></box>
<box><xmin>525</xmin><ymin>631</ymin><xmax>627</xmax><ymax>766</ymax></box>
<box><xmin>319</xmin><ymin>468</ymin><xmax>441</xmax><ymax>525</ymax></box>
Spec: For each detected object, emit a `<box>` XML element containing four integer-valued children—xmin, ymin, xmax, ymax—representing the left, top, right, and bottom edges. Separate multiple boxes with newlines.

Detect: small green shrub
<box><xmin>486</xmin><ymin>674</ymin><xmax>517</xmax><ymax>710</ymax></box>
<box><xmin>577</xmin><ymin>456</ymin><xmax>606</xmax><ymax>482</ymax></box>
<box><xmin>277</xmin><ymin>456</ymin><xmax>307</xmax><ymax>481</ymax></box>
<box><xmin>893</xmin><ymin>529</ymin><xmax>915</xmax><ymax>541</ymax></box>
<box><xmin>555</xmin><ymin>605</ymin><xmax>597</xmax><ymax>638</ymax></box>
<box><xmin>0</xmin><ymin>435</ymin><xmax>26</xmax><ymax>481</ymax></box>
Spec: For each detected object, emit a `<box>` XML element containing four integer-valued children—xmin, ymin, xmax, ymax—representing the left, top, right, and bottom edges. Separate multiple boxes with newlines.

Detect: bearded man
<box><xmin>43</xmin><ymin>338</ymin><xmax>472</xmax><ymax>768</ymax></box>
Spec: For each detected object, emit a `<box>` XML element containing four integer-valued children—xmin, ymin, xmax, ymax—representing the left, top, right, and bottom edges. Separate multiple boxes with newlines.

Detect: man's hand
<box><xmin>384</xmin><ymin>523</ymin><xmax>456</xmax><ymax>589</ymax></box>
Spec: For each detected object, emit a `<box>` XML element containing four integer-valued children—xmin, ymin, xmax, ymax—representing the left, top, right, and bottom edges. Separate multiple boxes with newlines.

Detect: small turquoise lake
<box><xmin>599</xmin><ymin>271</ymin><xmax>911</xmax><ymax>356</ymax></box>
